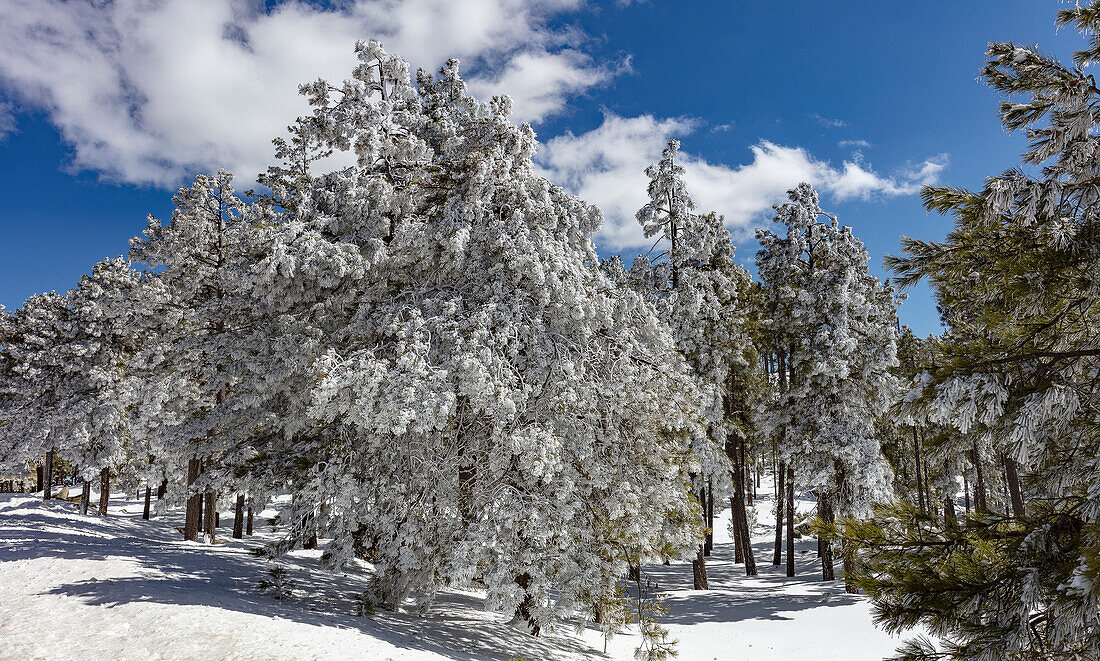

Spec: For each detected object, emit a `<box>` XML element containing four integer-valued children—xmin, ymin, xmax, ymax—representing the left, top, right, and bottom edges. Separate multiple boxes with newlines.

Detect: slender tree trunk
<box><xmin>944</xmin><ymin>496</ymin><xmax>957</xmax><ymax>525</ymax></box>
<box><xmin>233</xmin><ymin>493</ymin><xmax>245</xmax><ymax>538</ymax></box>
<box><xmin>142</xmin><ymin>485</ymin><xmax>151</xmax><ymax>520</ymax></box>
<box><xmin>913</xmin><ymin>428</ymin><xmax>925</xmax><ymax>514</ymax></box>
<box><xmin>786</xmin><ymin>465</ymin><xmax>795</xmax><ymax>577</ymax></box>
<box><xmin>246</xmin><ymin>503</ymin><xmax>254</xmax><ymax>536</ymax></box>
<box><xmin>773</xmin><ymin>460</ymin><xmax>785</xmax><ymax>565</ymax></box>
<box><xmin>35</xmin><ymin>465</ymin><xmax>43</xmax><ymax>494</ymax></box>
<box><xmin>971</xmin><ymin>444</ymin><xmax>987</xmax><ymax>513</ymax></box>
<box><xmin>80</xmin><ymin>480</ymin><xmax>90</xmax><ymax>515</ymax></box>
<box><xmin>204</xmin><ymin>489</ymin><xmax>217</xmax><ymax>543</ymax></box>
<box><xmin>157</xmin><ymin>478</ymin><xmax>167</xmax><ymax>500</ymax></box>
<box><xmin>184</xmin><ymin>457</ymin><xmax>202</xmax><ymax>541</ymax></box>
<box><xmin>737</xmin><ymin>439</ymin><xmax>757</xmax><ymax>576</ymax></box>
<box><xmin>818</xmin><ymin>492</ymin><xmax>835</xmax><ymax>581</ymax></box>
<box><xmin>704</xmin><ymin>479</ymin><xmax>714</xmax><ymax>556</ymax></box>
<box><xmin>963</xmin><ymin>473</ymin><xmax>971</xmax><ymax>513</ymax></box>
<box><xmin>1004</xmin><ymin>455</ymin><xmax>1025</xmax><ymax>518</ymax></box>
<box><xmin>98</xmin><ymin>467</ymin><xmax>110</xmax><ymax>515</ymax></box>
<box><xmin>923</xmin><ymin>459</ymin><xmax>934</xmax><ymax>517</ymax></box>
<box><xmin>43</xmin><ymin>449</ymin><xmax>54</xmax><ymax>500</ymax></box>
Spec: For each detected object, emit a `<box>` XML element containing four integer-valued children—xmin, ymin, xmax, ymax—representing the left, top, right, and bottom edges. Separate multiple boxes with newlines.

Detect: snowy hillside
<box><xmin>0</xmin><ymin>489</ymin><xmax>903</xmax><ymax>661</ymax></box>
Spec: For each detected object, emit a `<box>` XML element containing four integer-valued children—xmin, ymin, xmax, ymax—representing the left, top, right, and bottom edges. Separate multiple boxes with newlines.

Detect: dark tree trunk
<box><xmin>736</xmin><ymin>439</ymin><xmax>757</xmax><ymax>576</ymax></box>
<box><xmin>515</xmin><ymin>572</ymin><xmax>541</xmax><ymax>636</ymax></box>
<box><xmin>98</xmin><ymin>467</ymin><xmax>110</xmax><ymax>515</ymax></box>
<box><xmin>691</xmin><ymin>545</ymin><xmax>709</xmax><ymax>590</ymax></box>
<box><xmin>36</xmin><ymin>465</ymin><xmax>43</xmax><ymax>493</ymax></box>
<box><xmin>740</xmin><ymin>440</ymin><xmax>753</xmax><ymax>506</ymax></box>
<box><xmin>233</xmin><ymin>493</ymin><xmax>245</xmax><ymax>538</ymax></box>
<box><xmin>43</xmin><ymin>449</ymin><xmax>54</xmax><ymax>500</ymax></box>
<box><xmin>818</xmin><ymin>492</ymin><xmax>835</xmax><ymax>581</ymax></box>
<box><xmin>184</xmin><ymin>457</ymin><xmax>202</xmax><ymax>541</ymax></box>
<box><xmin>773</xmin><ymin>460</ymin><xmax>785</xmax><ymax>565</ymax></box>
<box><xmin>246</xmin><ymin>504</ymin><xmax>254</xmax><ymax>536</ymax></box>
<box><xmin>912</xmin><ymin>427</ymin><xmax>925</xmax><ymax>514</ymax></box>
<box><xmin>786</xmin><ymin>465</ymin><xmax>795</xmax><ymax>577</ymax></box>
<box><xmin>842</xmin><ymin>542</ymin><xmax>859</xmax><ymax>594</ymax></box>
<box><xmin>80</xmin><ymin>480</ymin><xmax>91</xmax><ymax>515</ymax></box>
<box><xmin>704</xmin><ymin>481</ymin><xmax>714</xmax><ymax>556</ymax></box>
<box><xmin>204</xmin><ymin>489</ymin><xmax>217</xmax><ymax>543</ymax></box>
<box><xmin>142</xmin><ymin>485</ymin><xmax>151</xmax><ymax>520</ymax></box>
<box><xmin>963</xmin><ymin>473</ymin><xmax>971</xmax><ymax>513</ymax></box>
<box><xmin>924</xmin><ymin>459</ymin><xmax>934</xmax><ymax>518</ymax></box>
<box><xmin>1003</xmin><ymin>455</ymin><xmax>1025</xmax><ymax>519</ymax></box>
<box><xmin>944</xmin><ymin>496</ymin><xmax>957</xmax><ymax>525</ymax></box>
<box><xmin>157</xmin><ymin>478</ymin><xmax>167</xmax><ymax>500</ymax></box>
<box><xmin>971</xmin><ymin>444</ymin><xmax>987</xmax><ymax>513</ymax></box>
<box><xmin>730</xmin><ymin>497</ymin><xmax>745</xmax><ymax>563</ymax></box>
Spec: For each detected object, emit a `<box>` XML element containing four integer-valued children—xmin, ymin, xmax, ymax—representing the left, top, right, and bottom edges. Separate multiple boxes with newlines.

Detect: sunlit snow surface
<box><xmin>0</xmin><ymin>488</ymin><xmax>902</xmax><ymax>660</ymax></box>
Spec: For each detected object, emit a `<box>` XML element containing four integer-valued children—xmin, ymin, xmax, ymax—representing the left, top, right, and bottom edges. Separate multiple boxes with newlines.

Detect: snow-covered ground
<box><xmin>0</xmin><ymin>488</ymin><xmax>904</xmax><ymax>660</ymax></box>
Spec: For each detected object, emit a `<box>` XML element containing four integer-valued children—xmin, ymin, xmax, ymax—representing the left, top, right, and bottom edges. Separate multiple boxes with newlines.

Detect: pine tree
<box><xmin>757</xmin><ymin>183</ymin><xmax>898</xmax><ymax>586</ymax></box>
<box><xmin>232</xmin><ymin>42</ymin><xmax>704</xmax><ymax>638</ymax></box>
<box><xmin>845</xmin><ymin>5</ymin><xmax>1100</xmax><ymax>657</ymax></box>
<box><xmin>631</xmin><ymin>140</ymin><xmax>759</xmax><ymax>580</ymax></box>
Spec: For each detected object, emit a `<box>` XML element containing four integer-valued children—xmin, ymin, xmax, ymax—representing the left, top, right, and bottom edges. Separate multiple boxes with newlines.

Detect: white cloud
<box><xmin>0</xmin><ymin>100</ymin><xmax>14</xmax><ymax>140</ymax></box>
<box><xmin>839</xmin><ymin>139</ymin><xmax>872</xmax><ymax>149</ymax></box>
<box><xmin>811</xmin><ymin>113</ymin><xmax>847</xmax><ymax>128</ymax></box>
<box><xmin>537</xmin><ymin>113</ymin><xmax>949</xmax><ymax>251</ymax></box>
<box><xmin>0</xmin><ymin>0</ymin><xmax>607</xmax><ymax>187</ymax></box>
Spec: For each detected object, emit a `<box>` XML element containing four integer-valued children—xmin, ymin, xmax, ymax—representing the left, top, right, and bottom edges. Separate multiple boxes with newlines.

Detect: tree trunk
<box><xmin>842</xmin><ymin>541</ymin><xmax>859</xmax><ymax>594</ymax></box>
<box><xmin>184</xmin><ymin>457</ymin><xmax>202</xmax><ymax>541</ymax></box>
<box><xmin>773</xmin><ymin>460</ymin><xmax>785</xmax><ymax>565</ymax></box>
<box><xmin>704</xmin><ymin>481</ymin><xmax>714</xmax><ymax>556</ymax></box>
<box><xmin>786</xmin><ymin>465</ymin><xmax>795</xmax><ymax>577</ymax></box>
<box><xmin>43</xmin><ymin>449</ymin><xmax>54</xmax><ymax>500</ymax></box>
<box><xmin>912</xmin><ymin>427</ymin><xmax>925</xmax><ymax>514</ymax></box>
<box><xmin>514</xmin><ymin>572</ymin><xmax>541</xmax><ymax>636</ymax></box>
<box><xmin>963</xmin><ymin>473</ymin><xmax>971</xmax><ymax>513</ymax></box>
<box><xmin>157</xmin><ymin>478</ymin><xmax>167</xmax><ymax>500</ymax></box>
<box><xmin>944</xmin><ymin>496</ymin><xmax>957</xmax><ymax>525</ymax></box>
<box><xmin>1003</xmin><ymin>455</ymin><xmax>1025</xmax><ymax>519</ymax></box>
<box><xmin>971</xmin><ymin>444</ymin><xmax>987</xmax><ymax>513</ymax></box>
<box><xmin>730</xmin><ymin>496</ymin><xmax>745</xmax><ymax>563</ymax></box>
<box><xmin>204</xmin><ymin>489</ymin><xmax>217</xmax><ymax>543</ymax></box>
<box><xmin>737</xmin><ymin>439</ymin><xmax>757</xmax><ymax>576</ymax></box>
<box><xmin>36</xmin><ymin>465</ymin><xmax>43</xmax><ymax>494</ymax></box>
<box><xmin>98</xmin><ymin>467</ymin><xmax>110</xmax><ymax>515</ymax></box>
<box><xmin>80</xmin><ymin>480</ymin><xmax>90</xmax><ymax>515</ymax></box>
<box><xmin>246</xmin><ymin>504</ymin><xmax>254</xmax><ymax>536</ymax></box>
<box><xmin>691</xmin><ymin>545</ymin><xmax>709</xmax><ymax>590</ymax></box>
<box><xmin>142</xmin><ymin>485</ymin><xmax>151</xmax><ymax>520</ymax></box>
<box><xmin>818</xmin><ymin>492</ymin><xmax>835</xmax><ymax>581</ymax></box>
<box><xmin>233</xmin><ymin>493</ymin><xmax>245</xmax><ymax>538</ymax></box>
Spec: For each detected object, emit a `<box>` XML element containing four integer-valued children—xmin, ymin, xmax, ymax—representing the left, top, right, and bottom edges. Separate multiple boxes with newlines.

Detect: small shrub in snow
<box><xmin>257</xmin><ymin>564</ymin><xmax>295</xmax><ymax>599</ymax></box>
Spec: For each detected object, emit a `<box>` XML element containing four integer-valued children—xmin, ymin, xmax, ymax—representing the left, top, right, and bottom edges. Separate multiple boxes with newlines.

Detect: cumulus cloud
<box><xmin>536</xmin><ymin>113</ymin><xmax>949</xmax><ymax>250</ymax></box>
<box><xmin>0</xmin><ymin>0</ymin><xmax>607</xmax><ymax>187</ymax></box>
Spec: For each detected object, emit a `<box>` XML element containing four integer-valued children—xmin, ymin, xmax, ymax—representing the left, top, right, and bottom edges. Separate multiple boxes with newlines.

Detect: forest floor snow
<box><xmin>0</xmin><ymin>488</ymin><xmax>905</xmax><ymax>660</ymax></box>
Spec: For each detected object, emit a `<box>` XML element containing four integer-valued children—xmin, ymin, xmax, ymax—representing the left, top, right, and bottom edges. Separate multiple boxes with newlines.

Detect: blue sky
<box><xmin>0</xmin><ymin>1</ymin><xmax>1080</xmax><ymax>336</ymax></box>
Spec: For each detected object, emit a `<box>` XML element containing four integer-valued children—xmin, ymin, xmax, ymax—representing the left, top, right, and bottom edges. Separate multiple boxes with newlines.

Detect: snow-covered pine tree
<box><xmin>756</xmin><ymin>183</ymin><xmax>897</xmax><ymax>587</ymax></box>
<box><xmin>129</xmin><ymin>171</ymin><xmax>266</xmax><ymax>542</ymax></box>
<box><xmin>236</xmin><ymin>41</ymin><xmax>703</xmax><ymax>637</ymax></box>
<box><xmin>0</xmin><ymin>260</ymin><xmax>147</xmax><ymax>509</ymax></box>
<box><xmin>843</xmin><ymin>5</ymin><xmax>1100</xmax><ymax>657</ymax></box>
<box><xmin>630</xmin><ymin>139</ymin><xmax>756</xmax><ymax>581</ymax></box>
